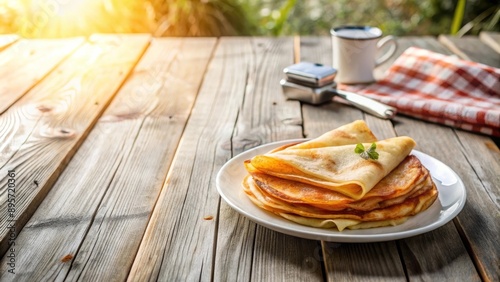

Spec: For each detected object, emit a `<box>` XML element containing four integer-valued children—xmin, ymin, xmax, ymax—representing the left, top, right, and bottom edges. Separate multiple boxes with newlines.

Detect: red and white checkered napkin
<box><xmin>342</xmin><ymin>47</ymin><xmax>500</xmax><ymax>136</ymax></box>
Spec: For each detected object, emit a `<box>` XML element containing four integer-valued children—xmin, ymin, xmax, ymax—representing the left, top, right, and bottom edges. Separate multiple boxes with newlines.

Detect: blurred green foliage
<box><xmin>241</xmin><ymin>0</ymin><xmax>499</xmax><ymax>36</ymax></box>
<box><xmin>0</xmin><ymin>0</ymin><xmax>498</xmax><ymax>37</ymax></box>
<box><xmin>150</xmin><ymin>0</ymin><xmax>257</xmax><ymax>36</ymax></box>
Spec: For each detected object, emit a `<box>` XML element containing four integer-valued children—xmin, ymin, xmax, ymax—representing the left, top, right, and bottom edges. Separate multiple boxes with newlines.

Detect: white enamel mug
<box><xmin>331</xmin><ymin>26</ymin><xmax>397</xmax><ymax>84</ymax></box>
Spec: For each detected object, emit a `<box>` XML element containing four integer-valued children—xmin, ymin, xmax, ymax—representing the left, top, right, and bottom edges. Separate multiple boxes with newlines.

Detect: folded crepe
<box><xmin>242</xmin><ymin>120</ymin><xmax>439</xmax><ymax>231</ymax></box>
<box><xmin>250</xmin><ymin>136</ymin><xmax>416</xmax><ymax>199</ymax></box>
<box><xmin>268</xmin><ymin>120</ymin><xmax>377</xmax><ymax>153</ymax></box>
<box><xmin>246</xmin><ymin>155</ymin><xmax>429</xmax><ymax>211</ymax></box>
<box><xmin>286</xmin><ymin>120</ymin><xmax>377</xmax><ymax>150</ymax></box>
<box><xmin>243</xmin><ymin>173</ymin><xmax>438</xmax><ymax>231</ymax></box>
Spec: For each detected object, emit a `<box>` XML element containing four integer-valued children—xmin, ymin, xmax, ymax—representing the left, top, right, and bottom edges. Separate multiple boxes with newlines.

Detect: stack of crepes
<box><xmin>242</xmin><ymin>120</ymin><xmax>439</xmax><ymax>231</ymax></box>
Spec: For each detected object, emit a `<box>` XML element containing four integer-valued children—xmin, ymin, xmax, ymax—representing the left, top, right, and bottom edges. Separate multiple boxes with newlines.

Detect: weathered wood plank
<box><xmin>0</xmin><ymin>38</ymin><xmax>84</xmax><ymax>114</ymax></box>
<box><xmin>64</xmin><ymin>37</ymin><xmax>216</xmax><ymax>282</ymax></box>
<box><xmin>323</xmin><ymin>242</ymin><xmax>406</xmax><ymax>282</ymax></box>
<box><xmin>0</xmin><ymin>34</ymin><xmax>495</xmax><ymax>281</ymax></box>
<box><xmin>279</xmin><ymin>35</ymin><xmax>494</xmax><ymax>281</ymax></box>
<box><xmin>251</xmin><ymin>230</ymin><xmax>323</xmax><ymax>281</ymax></box>
<box><xmin>0</xmin><ymin>35</ymin><xmax>18</xmax><ymax>51</ymax></box>
<box><xmin>128</xmin><ymin>37</ymin><xmax>253</xmax><ymax>281</ymax></box>
<box><xmin>438</xmin><ymin>35</ymin><xmax>500</xmax><ymax>66</ymax></box>
<box><xmin>228</xmin><ymin>36</ymin><xmax>320</xmax><ymax>282</ymax></box>
<box><xmin>381</xmin><ymin>37</ymin><xmax>482</xmax><ymax>282</ymax></box>
<box><xmin>0</xmin><ymin>38</ymin><xmax>215</xmax><ymax>281</ymax></box>
<box><xmin>210</xmin><ymin>38</ymin><xmax>263</xmax><ymax>282</ymax></box>
<box><xmin>299</xmin><ymin>36</ymin><xmax>406</xmax><ymax>281</ymax></box>
<box><xmin>129</xmin><ymin>37</ymin><xmax>321</xmax><ymax>281</ymax></box>
<box><xmin>480</xmin><ymin>31</ymin><xmax>500</xmax><ymax>54</ymax></box>
<box><xmin>436</xmin><ymin>35</ymin><xmax>500</xmax><ymax>282</ymax></box>
<box><xmin>393</xmin><ymin>118</ymin><xmax>484</xmax><ymax>282</ymax></box>
<box><xmin>0</xmin><ymin>34</ymin><xmax>150</xmax><ymax>261</ymax></box>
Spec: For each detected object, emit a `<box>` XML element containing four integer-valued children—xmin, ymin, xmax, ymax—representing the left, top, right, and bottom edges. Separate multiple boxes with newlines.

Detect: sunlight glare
<box><xmin>2</xmin><ymin>0</ymin><xmax>153</xmax><ymax>38</ymax></box>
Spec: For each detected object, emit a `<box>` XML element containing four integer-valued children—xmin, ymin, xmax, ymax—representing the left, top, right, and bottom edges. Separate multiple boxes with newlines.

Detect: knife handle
<box><xmin>333</xmin><ymin>89</ymin><xmax>397</xmax><ymax>119</ymax></box>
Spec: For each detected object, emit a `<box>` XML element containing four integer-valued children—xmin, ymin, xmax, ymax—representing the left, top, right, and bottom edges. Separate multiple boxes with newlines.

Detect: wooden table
<box><xmin>0</xmin><ymin>32</ymin><xmax>498</xmax><ymax>281</ymax></box>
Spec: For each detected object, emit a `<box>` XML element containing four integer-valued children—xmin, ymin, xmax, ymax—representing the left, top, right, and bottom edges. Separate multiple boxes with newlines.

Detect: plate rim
<box><xmin>216</xmin><ymin>139</ymin><xmax>466</xmax><ymax>242</ymax></box>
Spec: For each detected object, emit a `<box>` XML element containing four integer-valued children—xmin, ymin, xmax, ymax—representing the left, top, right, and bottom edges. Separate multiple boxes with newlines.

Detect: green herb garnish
<box><xmin>355</xmin><ymin>143</ymin><xmax>379</xmax><ymax>160</ymax></box>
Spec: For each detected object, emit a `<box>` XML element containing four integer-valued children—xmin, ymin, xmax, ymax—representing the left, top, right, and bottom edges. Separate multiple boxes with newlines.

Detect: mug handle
<box><xmin>375</xmin><ymin>36</ymin><xmax>397</xmax><ymax>66</ymax></box>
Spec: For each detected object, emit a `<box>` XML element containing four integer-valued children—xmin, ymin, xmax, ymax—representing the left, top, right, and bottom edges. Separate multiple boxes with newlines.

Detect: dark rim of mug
<box><xmin>330</xmin><ymin>26</ymin><xmax>382</xmax><ymax>40</ymax></box>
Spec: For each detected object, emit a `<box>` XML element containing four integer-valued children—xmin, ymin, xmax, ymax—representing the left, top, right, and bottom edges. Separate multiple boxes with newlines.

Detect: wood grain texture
<box><xmin>0</xmin><ymin>34</ymin><xmax>150</xmax><ymax>261</ymax></box>
<box><xmin>0</xmin><ymin>34</ymin><xmax>18</xmax><ymax>50</ymax></box>
<box><xmin>384</xmin><ymin>37</ymin><xmax>482</xmax><ymax>281</ymax></box>
<box><xmin>298</xmin><ymin>36</ymin><xmax>406</xmax><ymax>282</ymax></box>
<box><xmin>211</xmin><ymin>38</ymin><xmax>262</xmax><ymax>282</ymax></box>
<box><xmin>129</xmin><ymin>37</ymin><xmax>321</xmax><ymax>281</ymax></box>
<box><xmin>298</xmin><ymin>36</ymin><xmax>482</xmax><ymax>281</ymax></box>
<box><xmin>252</xmin><ymin>229</ymin><xmax>323</xmax><ymax>282</ymax></box>
<box><xmin>438</xmin><ymin>35</ymin><xmax>500</xmax><ymax>66</ymax></box>
<box><xmin>434</xmin><ymin>36</ymin><xmax>500</xmax><ymax>282</ymax></box>
<box><xmin>228</xmin><ymin>37</ymin><xmax>321</xmax><ymax>282</ymax></box>
<box><xmin>65</xmin><ymin>37</ymin><xmax>216</xmax><ymax>282</ymax></box>
<box><xmin>0</xmin><ymin>38</ymin><xmax>215</xmax><ymax>281</ymax></box>
<box><xmin>479</xmin><ymin>31</ymin><xmax>500</xmax><ymax>54</ymax></box>
<box><xmin>0</xmin><ymin>34</ymin><xmax>497</xmax><ymax>281</ymax></box>
<box><xmin>128</xmin><ymin>37</ymin><xmax>253</xmax><ymax>282</ymax></box>
<box><xmin>323</xmin><ymin>242</ymin><xmax>405</xmax><ymax>282</ymax></box>
<box><xmin>0</xmin><ymin>38</ymin><xmax>84</xmax><ymax>114</ymax></box>
<box><xmin>394</xmin><ymin>118</ymin><xmax>483</xmax><ymax>282</ymax></box>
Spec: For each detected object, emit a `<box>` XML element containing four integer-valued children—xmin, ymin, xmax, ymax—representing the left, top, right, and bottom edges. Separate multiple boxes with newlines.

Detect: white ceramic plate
<box><xmin>216</xmin><ymin>139</ymin><xmax>466</xmax><ymax>242</ymax></box>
